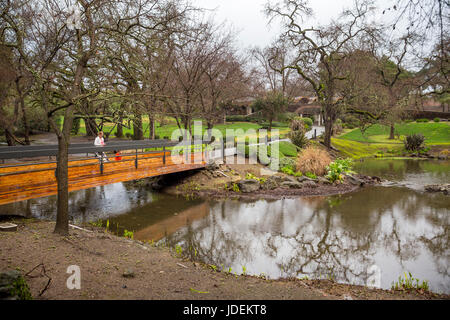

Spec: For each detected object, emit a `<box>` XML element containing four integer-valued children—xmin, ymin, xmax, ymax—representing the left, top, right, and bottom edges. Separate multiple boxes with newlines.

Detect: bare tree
<box><xmin>265</xmin><ymin>0</ymin><xmax>378</xmax><ymax>148</ymax></box>
<box><xmin>1</xmin><ymin>0</ymin><xmax>188</xmax><ymax>235</ymax></box>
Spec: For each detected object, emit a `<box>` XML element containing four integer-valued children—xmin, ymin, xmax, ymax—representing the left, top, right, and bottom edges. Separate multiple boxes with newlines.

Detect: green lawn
<box><xmin>338</xmin><ymin>122</ymin><xmax>450</xmax><ymax>145</ymax></box>
<box><xmin>332</xmin><ymin>122</ymin><xmax>450</xmax><ymax>159</ymax></box>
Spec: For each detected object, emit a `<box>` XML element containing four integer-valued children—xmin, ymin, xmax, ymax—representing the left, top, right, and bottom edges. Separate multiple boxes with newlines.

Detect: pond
<box><xmin>1</xmin><ymin>159</ymin><xmax>449</xmax><ymax>293</ymax></box>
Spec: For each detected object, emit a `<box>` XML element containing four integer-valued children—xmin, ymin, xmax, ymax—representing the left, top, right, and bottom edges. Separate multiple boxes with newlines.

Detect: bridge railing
<box><xmin>0</xmin><ymin>139</ymin><xmax>208</xmax><ymax>177</ymax></box>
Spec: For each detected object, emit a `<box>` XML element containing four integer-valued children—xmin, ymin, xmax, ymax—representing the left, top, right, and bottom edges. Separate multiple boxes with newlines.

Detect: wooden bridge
<box><xmin>0</xmin><ymin>140</ymin><xmax>208</xmax><ymax>206</ymax></box>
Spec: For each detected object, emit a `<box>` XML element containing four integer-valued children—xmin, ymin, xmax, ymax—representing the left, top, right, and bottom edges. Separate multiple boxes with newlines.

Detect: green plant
<box><xmin>279</xmin><ymin>157</ymin><xmax>296</xmax><ymax>170</ymax></box>
<box><xmin>404</xmin><ymin>133</ymin><xmax>425</xmax><ymax>151</ymax></box>
<box><xmin>123</xmin><ymin>229</ymin><xmax>134</xmax><ymax>239</ymax></box>
<box><xmin>433</xmin><ymin>117</ymin><xmax>440</xmax><ymax>122</ymax></box>
<box><xmin>281</xmin><ymin>166</ymin><xmax>295</xmax><ymax>175</ymax></box>
<box><xmin>391</xmin><ymin>272</ymin><xmax>429</xmax><ymax>292</ymax></box>
<box><xmin>231</xmin><ymin>183</ymin><xmax>240</xmax><ymax>192</ymax></box>
<box><xmin>175</xmin><ymin>244</ymin><xmax>183</xmax><ymax>256</ymax></box>
<box><xmin>416</xmin><ymin>118</ymin><xmax>429</xmax><ymax>123</ymax></box>
<box><xmin>242</xmin><ymin>266</ymin><xmax>247</xmax><ymax>275</ymax></box>
<box><xmin>305</xmin><ymin>172</ymin><xmax>317</xmax><ymax>179</ymax></box>
<box><xmin>326</xmin><ymin>158</ymin><xmax>355</xmax><ymax>183</ymax></box>
<box><xmin>289</xmin><ymin>130</ymin><xmax>309</xmax><ymax>148</ymax></box>
<box><xmin>90</xmin><ymin>220</ymin><xmax>103</xmax><ymax>228</ymax></box>
<box><xmin>293</xmin><ymin>171</ymin><xmax>303</xmax><ymax>177</ymax></box>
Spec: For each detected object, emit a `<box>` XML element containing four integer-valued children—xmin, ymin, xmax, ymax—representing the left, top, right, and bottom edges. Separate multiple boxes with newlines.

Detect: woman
<box><xmin>94</xmin><ymin>131</ymin><xmax>109</xmax><ymax>162</ymax></box>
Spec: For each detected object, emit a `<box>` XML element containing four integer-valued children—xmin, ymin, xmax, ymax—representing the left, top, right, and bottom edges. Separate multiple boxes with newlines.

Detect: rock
<box><xmin>268</xmin><ymin>175</ymin><xmax>284</xmax><ymax>183</ymax></box>
<box><xmin>297</xmin><ymin>176</ymin><xmax>316</xmax><ymax>183</ymax></box>
<box><xmin>280</xmin><ymin>181</ymin><xmax>303</xmax><ymax>189</ymax></box>
<box><xmin>0</xmin><ymin>223</ymin><xmax>17</xmax><ymax>232</ymax></box>
<box><xmin>281</xmin><ymin>176</ymin><xmax>298</xmax><ymax>183</ymax></box>
<box><xmin>261</xmin><ymin>178</ymin><xmax>278</xmax><ymax>190</ymax></box>
<box><xmin>206</xmin><ymin>162</ymin><xmax>220</xmax><ymax>171</ymax></box>
<box><xmin>438</xmin><ymin>154</ymin><xmax>448</xmax><ymax>160</ymax></box>
<box><xmin>317</xmin><ymin>177</ymin><xmax>332</xmax><ymax>185</ymax></box>
<box><xmin>122</xmin><ymin>269</ymin><xmax>135</xmax><ymax>278</ymax></box>
<box><xmin>0</xmin><ymin>270</ymin><xmax>32</xmax><ymax>300</ymax></box>
<box><xmin>300</xmin><ymin>181</ymin><xmax>319</xmax><ymax>189</ymax></box>
<box><xmin>345</xmin><ymin>175</ymin><xmax>365</xmax><ymax>186</ymax></box>
<box><xmin>425</xmin><ymin>184</ymin><xmax>449</xmax><ymax>195</ymax></box>
<box><xmin>237</xmin><ymin>179</ymin><xmax>261</xmax><ymax>193</ymax></box>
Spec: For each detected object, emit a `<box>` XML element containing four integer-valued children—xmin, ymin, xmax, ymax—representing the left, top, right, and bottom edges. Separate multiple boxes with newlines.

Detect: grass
<box><xmin>333</xmin><ymin>122</ymin><xmax>450</xmax><ymax>159</ymax></box>
<box><xmin>270</xmin><ymin>141</ymin><xmax>299</xmax><ymax>158</ymax></box>
<box><xmin>331</xmin><ymin>138</ymin><xmax>404</xmax><ymax>159</ymax></box>
<box><xmin>339</xmin><ymin>123</ymin><xmax>450</xmax><ymax>145</ymax></box>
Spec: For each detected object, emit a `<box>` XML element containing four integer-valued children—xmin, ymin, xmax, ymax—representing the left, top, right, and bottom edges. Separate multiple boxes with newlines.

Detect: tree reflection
<box><xmin>165</xmin><ymin>187</ymin><xmax>449</xmax><ymax>292</ymax></box>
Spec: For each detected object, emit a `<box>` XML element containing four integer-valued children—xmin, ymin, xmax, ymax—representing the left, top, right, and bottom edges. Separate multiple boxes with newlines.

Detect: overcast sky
<box><xmin>191</xmin><ymin>0</ymin><xmax>398</xmax><ymax>50</ymax></box>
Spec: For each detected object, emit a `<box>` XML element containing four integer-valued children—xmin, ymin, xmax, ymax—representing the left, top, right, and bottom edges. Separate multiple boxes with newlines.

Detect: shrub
<box><xmin>301</xmin><ymin>117</ymin><xmax>313</xmax><ymax>131</ymax></box>
<box><xmin>289</xmin><ymin>130</ymin><xmax>309</xmax><ymax>148</ymax></box>
<box><xmin>416</xmin><ymin>118</ymin><xmax>429</xmax><ymax>123</ymax></box>
<box><xmin>279</xmin><ymin>157</ymin><xmax>296</xmax><ymax>170</ymax></box>
<box><xmin>296</xmin><ymin>146</ymin><xmax>332</xmax><ymax>176</ymax></box>
<box><xmin>434</xmin><ymin>117</ymin><xmax>440</xmax><ymax>122</ymax></box>
<box><xmin>281</xmin><ymin>166</ymin><xmax>295</xmax><ymax>175</ymax></box>
<box><xmin>290</xmin><ymin>116</ymin><xmax>312</xmax><ymax>131</ymax></box>
<box><xmin>289</xmin><ymin>117</ymin><xmax>305</xmax><ymax>132</ymax></box>
<box><xmin>278</xmin><ymin>112</ymin><xmax>298</xmax><ymax>122</ymax></box>
<box><xmin>404</xmin><ymin>133</ymin><xmax>425</xmax><ymax>151</ymax></box>
<box><xmin>326</xmin><ymin>158</ymin><xmax>354</xmax><ymax>183</ymax></box>
<box><xmin>305</xmin><ymin>172</ymin><xmax>317</xmax><ymax>179</ymax></box>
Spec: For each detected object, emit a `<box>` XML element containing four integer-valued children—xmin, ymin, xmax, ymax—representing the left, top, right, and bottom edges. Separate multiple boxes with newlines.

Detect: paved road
<box><xmin>305</xmin><ymin>126</ymin><xmax>325</xmax><ymax>139</ymax></box>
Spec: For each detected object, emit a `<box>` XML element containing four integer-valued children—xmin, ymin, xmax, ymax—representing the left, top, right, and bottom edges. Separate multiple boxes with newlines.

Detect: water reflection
<box><xmin>164</xmin><ymin>187</ymin><xmax>449</xmax><ymax>293</ymax></box>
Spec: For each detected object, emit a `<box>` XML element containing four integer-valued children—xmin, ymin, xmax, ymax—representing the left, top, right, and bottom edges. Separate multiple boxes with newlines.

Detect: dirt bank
<box><xmin>0</xmin><ymin>219</ymin><xmax>447</xmax><ymax>300</ymax></box>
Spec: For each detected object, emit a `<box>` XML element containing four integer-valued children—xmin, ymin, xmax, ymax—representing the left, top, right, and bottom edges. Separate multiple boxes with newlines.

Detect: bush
<box><xmin>302</xmin><ymin>117</ymin><xmax>313</xmax><ymax>130</ymax></box>
<box><xmin>404</xmin><ymin>133</ymin><xmax>425</xmax><ymax>151</ymax></box>
<box><xmin>289</xmin><ymin>130</ymin><xmax>309</xmax><ymax>148</ymax></box>
<box><xmin>279</xmin><ymin>157</ymin><xmax>296</xmax><ymax>170</ymax></box>
<box><xmin>296</xmin><ymin>146</ymin><xmax>332</xmax><ymax>176</ymax></box>
<box><xmin>281</xmin><ymin>166</ymin><xmax>295</xmax><ymax>175</ymax></box>
<box><xmin>290</xmin><ymin>116</ymin><xmax>312</xmax><ymax>131</ymax></box>
<box><xmin>434</xmin><ymin>118</ymin><xmax>440</xmax><ymax>122</ymax></box>
<box><xmin>305</xmin><ymin>172</ymin><xmax>317</xmax><ymax>179</ymax></box>
<box><xmin>278</xmin><ymin>112</ymin><xmax>298</xmax><ymax>122</ymax></box>
<box><xmin>326</xmin><ymin>158</ymin><xmax>354</xmax><ymax>183</ymax></box>
<box><xmin>416</xmin><ymin>118</ymin><xmax>429</xmax><ymax>123</ymax></box>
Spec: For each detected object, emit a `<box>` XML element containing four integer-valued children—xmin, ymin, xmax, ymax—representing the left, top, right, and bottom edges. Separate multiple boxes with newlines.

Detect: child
<box><xmin>114</xmin><ymin>150</ymin><xmax>122</xmax><ymax>161</ymax></box>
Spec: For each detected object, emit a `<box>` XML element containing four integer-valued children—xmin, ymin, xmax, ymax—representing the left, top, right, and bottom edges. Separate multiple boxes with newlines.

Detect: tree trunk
<box><xmin>4</xmin><ymin>129</ymin><xmax>16</xmax><ymax>146</ymax></box>
<box><xmin>20</xmin><ymin>100</ymin><xmax>30</xmax><ymax>145</ymax></box>
<box><xmin>85</xmin><ymin>117</ymin><xmax>97</xmax><ymax>137</ymax></box>
<box><xmin>116</xmin><ymin>113</ymin><xmax>123</xmax><ymax>138</ymax></box>
<box><xmin>148</xmin><ymin>114</ymin><xmax>155</xmax><ymax>140</ymax></box>
<box><xmin>323</xmin><ymin>118</ymin><xmax>333</xmax><ymax>148</ymax></box>
<box><xmin>53</xmin><ymin>134</ymin><xmax>70</xmax><ymax>236</ymax></box>
<box><xmin>133</xmin><ymin>113</ymin><xmax>143</xmax><ymax>140</ymax></box>
<box><xmin>389</xmin><ymin>123</ymin><xmax>395</xmax><ymax>140</ymax></box>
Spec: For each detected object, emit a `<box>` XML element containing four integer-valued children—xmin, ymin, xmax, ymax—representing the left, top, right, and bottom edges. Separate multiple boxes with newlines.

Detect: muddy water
<box><xmin>1</xmin><ymin>159</ymin><xmax>448</xmax><ymax>293</ymax></box>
